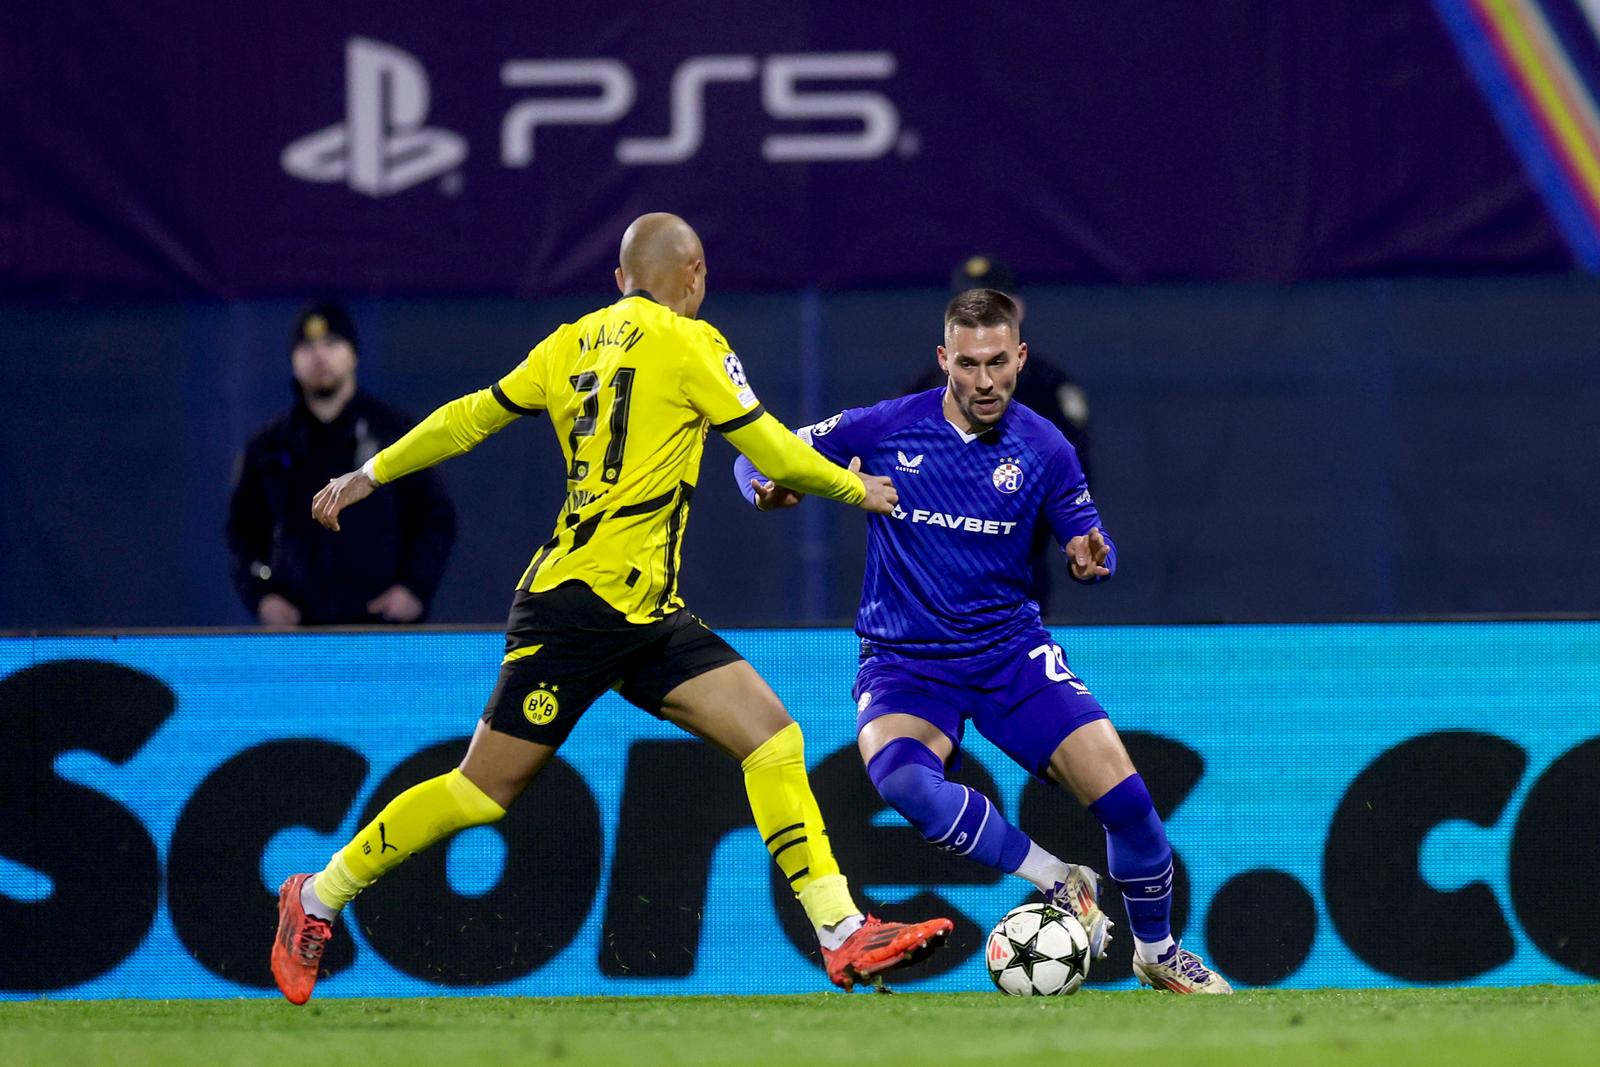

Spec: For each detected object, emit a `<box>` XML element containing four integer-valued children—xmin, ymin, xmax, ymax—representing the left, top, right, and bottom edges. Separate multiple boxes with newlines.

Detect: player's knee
<box><xmin>1089</xmin><ymin>772</ymin><xmax>1158</xmax><ymax>831</ymax></box>
<box><xmin>866</xmin><ymin>738</ymin><xmax>954</xmax><ymax>839</ymax></box>
<box><xmin>741</xmin><ymin>720</ymin><xmax>804</xmax><ymax>772</ymax></box>
<box><xmin>454</xmin><ymin>764</ymin><xmax>528</xmax><ymax>813</ymax></box>
<box><xmin>446</xmin><ymin>768</ymin><xmax>511</xmax><ymax>824</ymax></box>
<box><xmin>1090</xmin><ymin>773</ymin><xmax>1172</xmax><ymax>878</ymax></box>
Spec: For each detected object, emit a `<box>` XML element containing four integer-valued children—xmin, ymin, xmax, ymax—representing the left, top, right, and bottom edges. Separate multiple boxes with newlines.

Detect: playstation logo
<box><xmin>282</xmin><ymin>37</ymin><xmax>466</xmax><ymax>197</ymax></box>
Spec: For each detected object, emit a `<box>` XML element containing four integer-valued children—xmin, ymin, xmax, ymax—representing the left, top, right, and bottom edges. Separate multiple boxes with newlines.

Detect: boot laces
<box><xmin>1172</xmin><ymin>947</ymin><xmax>1213</xmax><ymax>983</ymax></box>
<box><xmin>295</xmin><ymin>918</ymin><xmax>332</xmax><ymax>967</ymax></box>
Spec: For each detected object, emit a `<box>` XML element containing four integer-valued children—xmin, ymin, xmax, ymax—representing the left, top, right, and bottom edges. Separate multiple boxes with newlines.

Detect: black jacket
<box><xmin>226</xmin><ymin>390</ymin><xmax>456</xmax><ymax>624</ymax></box>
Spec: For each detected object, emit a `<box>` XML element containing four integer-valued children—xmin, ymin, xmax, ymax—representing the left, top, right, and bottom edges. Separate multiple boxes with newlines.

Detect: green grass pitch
<box><xmin>4</xmin><ymin>987</ymin><xmax>1596</xmax><ymax>1066</ymax></box>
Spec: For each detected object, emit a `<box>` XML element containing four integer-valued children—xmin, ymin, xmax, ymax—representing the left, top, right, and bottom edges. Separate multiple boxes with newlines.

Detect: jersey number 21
<box><xmin>567</xmin><ymin>368</ymin><xmax>635</xmax><ymax>484</ymax></box>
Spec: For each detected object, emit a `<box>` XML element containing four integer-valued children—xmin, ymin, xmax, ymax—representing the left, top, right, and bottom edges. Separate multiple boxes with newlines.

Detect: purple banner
<box><xmin>1</xmin><ymin>1</ymin><xmax>1574</xmax><ymax>296</ymax></box>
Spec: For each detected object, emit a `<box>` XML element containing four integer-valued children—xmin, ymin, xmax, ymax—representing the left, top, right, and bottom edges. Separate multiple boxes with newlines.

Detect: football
<box><xmin>985</xmin><ymin>903</ymin><xmax>1091</xmax><ymax>996</ymax></box>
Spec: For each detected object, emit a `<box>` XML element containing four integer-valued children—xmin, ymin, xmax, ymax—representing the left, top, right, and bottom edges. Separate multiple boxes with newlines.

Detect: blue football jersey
<box><xmin>735</xmin><ymin>389</ymin><xmax>1115</xmax><ymax>663</ymax></box>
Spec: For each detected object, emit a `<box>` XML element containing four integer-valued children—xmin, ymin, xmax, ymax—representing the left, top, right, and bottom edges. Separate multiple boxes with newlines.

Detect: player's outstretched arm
<box><xmin>723</xmin><ymin>414</ymin><xmax>896</xmax><ymax>514</ymax></box>
<box><xmin>311</xmin><ymin>387</ymin><xmax>529</xmax><ymax>532</ymax></box>
<box><xmin>730</xmin><ymin>410</ymin><xmax>894</xmax><ymax>514</ymax></box>
<box><xmin>686</xmin><ymin>328</ymin><xmax>890</xmax><ymax>511</ymax></box>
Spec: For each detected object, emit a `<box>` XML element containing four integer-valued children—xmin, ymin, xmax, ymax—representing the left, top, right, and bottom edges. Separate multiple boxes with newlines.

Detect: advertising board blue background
<box><xmin>3</xmin><ymin>622</ymin><xmax>1596</xmax><ymax>997</ymax></box>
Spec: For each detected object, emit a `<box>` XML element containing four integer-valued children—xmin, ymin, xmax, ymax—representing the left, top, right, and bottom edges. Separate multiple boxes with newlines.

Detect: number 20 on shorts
<box><xmin>1029</xmin><ymin>643</ymin><xmax>1091</xmax><ymax>694</ymax></box>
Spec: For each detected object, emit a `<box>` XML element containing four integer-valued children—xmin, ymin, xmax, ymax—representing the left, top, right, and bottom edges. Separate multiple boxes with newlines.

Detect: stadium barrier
<box><xmin>2</xmin><ymin>622</ymin><xmax>1596</xmax><ymax>998</ymax></box>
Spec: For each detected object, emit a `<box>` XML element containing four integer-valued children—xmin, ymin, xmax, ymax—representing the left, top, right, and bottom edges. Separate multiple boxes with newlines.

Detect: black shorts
<box><xmin>482</xmin><ymin>580</ymin><xmax>744</xmax><ymax>746</ymax></box>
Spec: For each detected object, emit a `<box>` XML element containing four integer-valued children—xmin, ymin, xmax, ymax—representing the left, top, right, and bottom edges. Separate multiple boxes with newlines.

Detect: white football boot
<box><xmin>1043</xmin><ymin>864</ymin><xmax>1114</xmax><ymax>960</ymax></box>
<box><xmin>1132</xmin><ymin>945</ymin><xmax>1234</xmax><ymax>995</ymax></box>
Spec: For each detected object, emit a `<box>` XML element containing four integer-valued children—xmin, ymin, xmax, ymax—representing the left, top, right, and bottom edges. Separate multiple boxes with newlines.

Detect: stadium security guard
<box><xmin>226</xmin><ymin>300</ymin><xmax>456</xmax><ymax>626</ymax></box>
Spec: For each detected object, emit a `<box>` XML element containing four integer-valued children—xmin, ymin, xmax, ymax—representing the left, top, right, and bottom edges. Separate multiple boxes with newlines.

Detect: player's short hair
<box><xmin>944</xmin><ymin>288</ymin><xmax>1020</xmax><ymax>338</ymax></box>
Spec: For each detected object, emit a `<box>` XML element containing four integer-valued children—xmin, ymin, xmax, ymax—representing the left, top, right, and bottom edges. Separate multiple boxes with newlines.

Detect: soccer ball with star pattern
<box><xmin>985</xmin><ymin>903</ymin><xmax>1091</xmax><ymax>996</ymax></box>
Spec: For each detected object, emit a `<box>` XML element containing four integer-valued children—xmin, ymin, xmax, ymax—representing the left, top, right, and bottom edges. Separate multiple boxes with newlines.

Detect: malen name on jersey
<box><xmin>578</xmin><ymin>321</ymin><xmax>645</xmax><ymax>354</ymax></box>
<box><xmin>901</xmin><ymin>508</ymin><xmax>1018</xmax><ymax>535</ymax></box>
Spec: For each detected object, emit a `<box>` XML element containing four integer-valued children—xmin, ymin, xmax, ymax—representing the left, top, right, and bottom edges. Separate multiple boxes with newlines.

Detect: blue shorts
<box><xmin>853</xmin><ymin>635</ymin><xmax>1109</xmax><ymax>780</ymax></box>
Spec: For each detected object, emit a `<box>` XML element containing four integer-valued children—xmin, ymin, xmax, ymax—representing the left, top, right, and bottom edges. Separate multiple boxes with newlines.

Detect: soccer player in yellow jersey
<box><xmin>269</xmin><ymin>213</ymin><xmax>953</xmax><ymax>1003</ymax></box>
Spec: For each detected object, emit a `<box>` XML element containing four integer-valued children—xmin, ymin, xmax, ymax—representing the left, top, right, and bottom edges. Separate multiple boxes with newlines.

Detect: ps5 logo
<box><xmin>284</xmin><ymin>38</ymin><xmax>906</xmax><ymax>198</ymax></box>
<box><xmin>283</xmin><ymin>38</ymin><xmax>467</xmax><ymax>197</ymax></box>
<box><xmin>501</xmin><ymin>52</ymin><xmax>902</xmax><ymax>166</ymax></box>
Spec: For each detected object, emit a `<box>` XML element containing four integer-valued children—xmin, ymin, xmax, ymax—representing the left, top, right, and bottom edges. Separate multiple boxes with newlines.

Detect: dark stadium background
<box><xmin>4</xmin><ymin>0</ymin><xmax>1597</xmax><ymax>629</ymax></box>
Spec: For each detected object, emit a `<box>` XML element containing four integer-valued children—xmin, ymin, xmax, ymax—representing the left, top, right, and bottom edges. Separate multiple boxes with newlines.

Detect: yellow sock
<box><xmin>742</xmin><ymin>722</ymin><xmax>860</xmax><ymax>929</ymax></box>
<box><xmin>312</xmin><ymin>768</ymin><xmax>505</xmax><ymax>913</ymax></box>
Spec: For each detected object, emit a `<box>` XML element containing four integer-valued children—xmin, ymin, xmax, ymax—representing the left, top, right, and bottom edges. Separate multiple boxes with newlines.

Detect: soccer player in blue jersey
<box><xmin>734</xmin><ymin>289</ymin><xmax>1231</xmax><ymax>994</ymax></box>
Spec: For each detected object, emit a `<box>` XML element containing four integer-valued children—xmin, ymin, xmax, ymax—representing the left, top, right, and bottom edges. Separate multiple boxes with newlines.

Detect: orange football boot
<box><xmin>270</xmin><ymin>874</ymin><xmax>334</xmax><ymax>1005</ymax></box>
<box><xmin>821</xmin><ymin>914</ymin><xmax>954</xmax><ymax>991</ymax></box>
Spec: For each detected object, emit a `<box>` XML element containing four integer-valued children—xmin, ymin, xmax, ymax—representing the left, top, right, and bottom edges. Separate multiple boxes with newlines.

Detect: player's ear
<box><xmin>614</xmin><ymin>266</ymin><xmax>626</xmax><ymax>294</ymax></box>
<box><xmin>936</xmin><ymin>345</ymin><xmax>949</xmax><ymax>374</ymax></box>
<box><xmin>1016</xmin><ymin>341</ymin><xmax>1028</xmax><ymax>371</ymax></box>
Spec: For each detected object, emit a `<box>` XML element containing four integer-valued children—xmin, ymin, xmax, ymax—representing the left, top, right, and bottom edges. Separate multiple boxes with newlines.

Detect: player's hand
<box><xmin>850</xmin><ymin>456</ymin><xmax>898</xmax><ymax>515</ymax></box>
<box><xmin>367</xmin><ymin>584</ymin><xmax>424</xmax><ymax>622</ymax></box>
<box><xmin>1065</xmin><ymin>527</ymin><xmax>1111</xmax><ymax>580</ymax></box>
<box><xmin>751</xmin><ymin>478</ymin><xmax>805</xmax><ymax>511</ymax></box>
<box><xmin>257</xmin><ymin>593</ymin><xmax>302</xmax><ymax>628</ymax></box>
<box><xmin>311</xmin><ymin>469</ymin><xmax>377</xmax><ymax>532</ymax></box>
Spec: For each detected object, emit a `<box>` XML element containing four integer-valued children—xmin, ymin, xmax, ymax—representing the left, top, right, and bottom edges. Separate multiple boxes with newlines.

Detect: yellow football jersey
<box><xmin>370</xmin><ymin>291</ymin><xmax>862</xmax><ymax>623</ymax></box>
<box><xmin>494</xmin><ymin>291</ymin><xmax>768</xmax><ymax>620</ymax></box>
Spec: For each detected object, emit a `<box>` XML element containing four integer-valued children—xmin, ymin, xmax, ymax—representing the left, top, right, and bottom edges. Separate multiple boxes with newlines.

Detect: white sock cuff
<box><xmin>816</xmin><ymin>913</ymin><xmax>866</xmax><ymax>951</ymax></box>
<box><xmin>301</xmin><ymin>874</ymin><xmax>340</xmax><ymax>921</ymax></box>
<box><xmin>1012</xmin><ymin>839</ymin><xmax>1071</xmax><ymax>893</ymax></box>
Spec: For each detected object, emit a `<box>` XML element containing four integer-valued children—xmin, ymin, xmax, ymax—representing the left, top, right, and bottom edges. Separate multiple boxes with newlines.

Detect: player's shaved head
<box><xmin>619</xmin><ymin>213</ymin><xmax>702</xmax><ymax>283</ymax></box>
<box><xmin>615</xmin><ymin>213</ymin><xmax>708</xmax><ymax>317</ymax></box>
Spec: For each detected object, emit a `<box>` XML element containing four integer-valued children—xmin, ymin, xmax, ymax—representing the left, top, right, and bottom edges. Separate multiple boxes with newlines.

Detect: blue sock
<box><xmin>866</xmin><ymin>738</ymin><xmax>1031</xmax><ymax>872</ymax></box>
<box><xmin>1089</xmin><ymin>774</ymin><xmax>1173</xmax><ymax>944</ymax></box>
